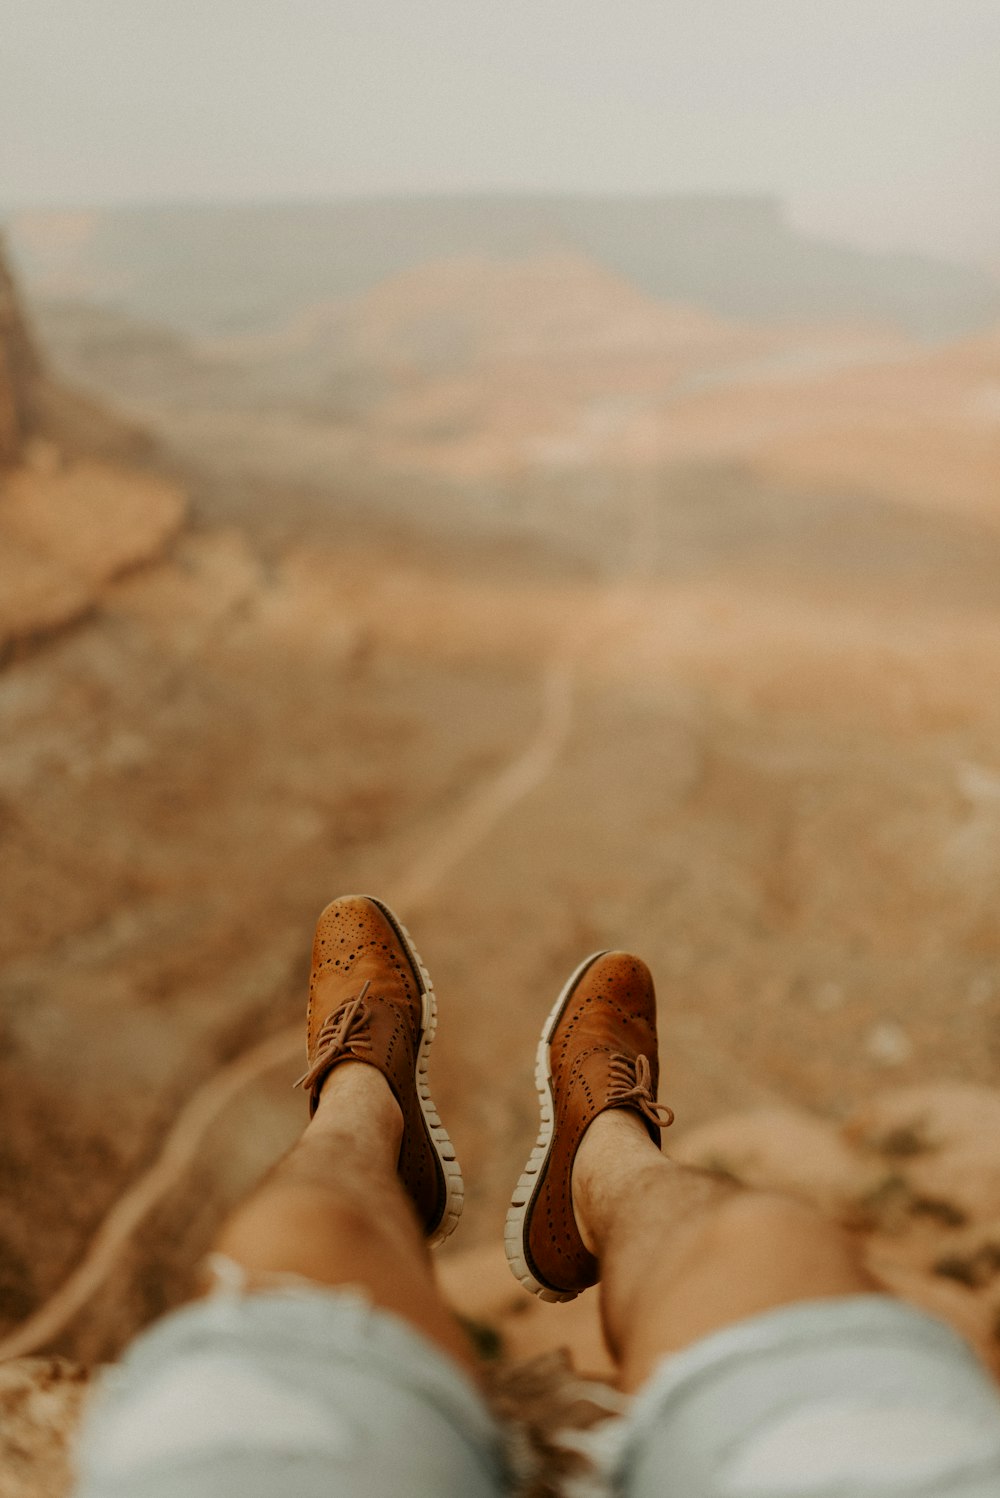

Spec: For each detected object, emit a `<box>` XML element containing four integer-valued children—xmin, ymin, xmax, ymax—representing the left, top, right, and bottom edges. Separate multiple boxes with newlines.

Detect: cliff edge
<box><xmin>0</xmin><ymin>237</ymin><xmax>186</xmax><ymax>660</ymax></box>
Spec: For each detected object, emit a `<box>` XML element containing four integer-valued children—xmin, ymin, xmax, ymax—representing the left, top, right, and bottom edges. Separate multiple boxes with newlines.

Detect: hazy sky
<box><xmin>3</xmin><ymin>0</ymin><xmax>999</xmax><ymax>263</ymax></box>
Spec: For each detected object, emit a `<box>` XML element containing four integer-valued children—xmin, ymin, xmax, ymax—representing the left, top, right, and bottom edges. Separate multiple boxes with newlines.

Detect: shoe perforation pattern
<box><xmin>300</xmin><ymin>895</ymin><xmax>464</xmax><ymax>1247</ymax></box>
<box><xmin>505</xmin><ymin>950</ymin><xmax>667</xmax><ymax>1302</ymax></box>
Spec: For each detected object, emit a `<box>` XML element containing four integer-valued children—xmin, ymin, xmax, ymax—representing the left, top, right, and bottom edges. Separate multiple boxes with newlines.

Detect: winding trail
<box><xmin>388</xmin><ymin>658</ymin><xmax>574</xmax><ymax>911</ymax></box>
<box><xmin>0</xmin><ymin>657</ymin><xmax>575</xmax><ymax>1362</ymax></box>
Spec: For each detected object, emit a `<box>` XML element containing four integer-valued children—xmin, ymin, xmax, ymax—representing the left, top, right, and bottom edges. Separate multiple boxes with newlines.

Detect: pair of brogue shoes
<box><xmin>296</xmin><ymin>895</ymin><xmax>673</xmax><ymax>1302</ymax></box>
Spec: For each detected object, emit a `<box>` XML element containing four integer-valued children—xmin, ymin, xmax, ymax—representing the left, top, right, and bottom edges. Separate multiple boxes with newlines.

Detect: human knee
<box><xmin>701</xmin><ymin>1189</ymin><xmax>851</xmax><ymax>1261</ymax></box>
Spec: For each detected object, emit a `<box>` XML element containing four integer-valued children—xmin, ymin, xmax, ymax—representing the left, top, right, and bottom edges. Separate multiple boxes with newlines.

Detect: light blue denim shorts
<box><xmin>74</xmin><ymin>1278</ymin><xmax>1000</xmax><ymax>1498</ymax></box>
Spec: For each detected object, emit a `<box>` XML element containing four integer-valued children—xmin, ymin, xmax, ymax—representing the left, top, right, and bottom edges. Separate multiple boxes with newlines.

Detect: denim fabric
<box><xmin>614</xmin><ymin>1295</ymin><xmax>1000</xmax><ymax>1498</ymax></box>
<box><xmin>73</xmin><ymin>1278</ymin><xmax>507</xmax><ymax>1498</ymax></box>
<box><xmin>74</xmin><ymin>1286</ymin><xmax>1000</xmax><ymax>1498</ymax></box>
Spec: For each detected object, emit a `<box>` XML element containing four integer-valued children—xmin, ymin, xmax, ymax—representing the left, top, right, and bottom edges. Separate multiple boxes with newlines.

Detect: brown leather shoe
<box><xmin>294</xmin><ymin>894</ymin><xmax>463</xmax><ymax>1246</ymax></box>
<box><xmin>505</xmin><ymin>950</ymin><xmax>674</xmax><ymax>1301</ymax></box>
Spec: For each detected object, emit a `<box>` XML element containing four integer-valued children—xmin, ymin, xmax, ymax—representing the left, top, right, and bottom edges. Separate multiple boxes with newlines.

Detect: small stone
<box><xmin>866</xmin><ymin>1022</ymin><xmax>913</xmax><ymax>1067</ymax></box>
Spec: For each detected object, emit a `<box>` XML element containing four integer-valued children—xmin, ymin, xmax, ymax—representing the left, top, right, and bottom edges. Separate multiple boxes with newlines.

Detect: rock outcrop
<box><xmin>0</xmin><ymin>236</ymin><xmax>186</xmax><ymax>660</ymax></box>
<box><xmin>0</xmin><ymin>240</ymin><xmax>43</xmax><ymax>466</ymax></box>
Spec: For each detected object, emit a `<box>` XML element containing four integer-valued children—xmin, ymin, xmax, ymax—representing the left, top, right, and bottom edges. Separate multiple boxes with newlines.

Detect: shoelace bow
<box><xmin>606</xmin><ymin>1052</ymin><xmax>675</xmax><ymax>1129</ymax></box>
<box><xmin>294</xmin><ymin>980</ymin><xmax>373</xmax><ymax>1093</ymax></box>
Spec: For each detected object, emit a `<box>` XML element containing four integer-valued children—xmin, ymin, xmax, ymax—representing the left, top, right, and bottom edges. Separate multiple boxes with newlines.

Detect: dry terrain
<box><xmin>2</xmin><ymin>238</ymin><xmax>1000</xmax><ymax>1493</ymax></box>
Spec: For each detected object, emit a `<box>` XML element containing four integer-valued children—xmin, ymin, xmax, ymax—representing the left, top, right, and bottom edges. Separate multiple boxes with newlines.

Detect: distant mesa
<box><xmin>6</xmin><ymin>195</ymin><xmax>999</xmax><ymax>342</ymax></box>
<box><xmin>341</xmin><ymin>253</ymin><xmax>729</xmax><ymax>363</ymax></box>
<box><xmin>219</xmin><ymin>252</ymin><xmax>736</xmax><ymax>382</ymax></box>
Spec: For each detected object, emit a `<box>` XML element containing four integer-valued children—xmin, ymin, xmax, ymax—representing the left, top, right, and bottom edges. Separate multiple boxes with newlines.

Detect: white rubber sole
<box><xmin>504</xmin><ymin>949</ymin><xmax>609</xmax><ymax>1302</ymax></box>
<box><xmin>366</xmin><ymin>895</ymin><xmax>465</xmax><ymax>1248</ymax></box>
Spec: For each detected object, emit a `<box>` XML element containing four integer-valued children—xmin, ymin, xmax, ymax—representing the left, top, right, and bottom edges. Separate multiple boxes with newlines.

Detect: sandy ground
<box><xmin>2</xmin><ymin>261</ymin><xmax>1000</xmax><ymax>1482</ymax></box>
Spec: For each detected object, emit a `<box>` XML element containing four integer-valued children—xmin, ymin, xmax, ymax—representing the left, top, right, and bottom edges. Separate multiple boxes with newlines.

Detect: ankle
<box><xmin>310</xmin><ymin>1061</ymin><xmax>404</xmax><ymax>1154</ymax></box>
<box><xmin>571</xmin><ymin>1107</ymin><xmax>665</xmax><ymax>1255</ymax></box>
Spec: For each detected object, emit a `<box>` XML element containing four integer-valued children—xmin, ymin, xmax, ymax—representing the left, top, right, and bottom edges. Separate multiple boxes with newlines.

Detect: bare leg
<box><xmin>212</xmin><ymin>1061</ymin><xmax>475</xmax><ymax>1374</ymax></box>
<box><xmin>572</xmin><ymin>1109</ymin><xmax>876</xmax><ymax>1391</ymax></box>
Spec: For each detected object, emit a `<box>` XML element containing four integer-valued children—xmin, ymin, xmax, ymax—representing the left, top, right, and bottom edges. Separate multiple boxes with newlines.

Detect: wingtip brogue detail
<box><xmin>505</xmin><ymin>950</ymin><xmax>673</xmax><ymax>1302</ymax></box>
<box><xmin>297</xmin><ymin>895</ymin><xmax>463</xmax><ymax>1247</ymax></box>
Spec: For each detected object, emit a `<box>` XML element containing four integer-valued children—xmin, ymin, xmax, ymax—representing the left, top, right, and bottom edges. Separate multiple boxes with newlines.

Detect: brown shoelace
<box><xmin>606</xmin><ymin>1052</ymin><xmax>675</xmax><ymax>1130</ymax></box>
<box><xmin>294</xmin><ymin>980</ymin><xmax>373</xmax><ymax>1094</ymax></box>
